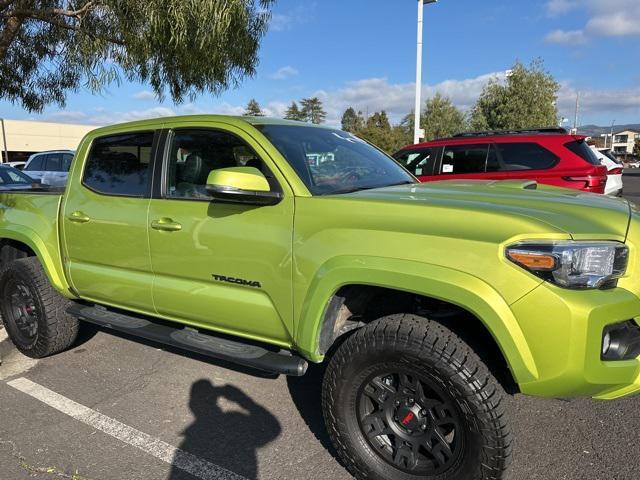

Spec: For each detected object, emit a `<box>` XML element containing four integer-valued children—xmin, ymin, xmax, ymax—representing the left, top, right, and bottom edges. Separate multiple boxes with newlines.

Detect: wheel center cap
<box><xmin>395</xmin><ymin>404</ymin><xmax>424</xmax><ymax>431</ymax></box>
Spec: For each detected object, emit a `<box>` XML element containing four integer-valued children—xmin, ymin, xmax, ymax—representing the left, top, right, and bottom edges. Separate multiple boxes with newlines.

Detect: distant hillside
<box><xmin>578</xmin><ymin>124</ymin><xmax>640</xmax><ymax>137</ymax></box>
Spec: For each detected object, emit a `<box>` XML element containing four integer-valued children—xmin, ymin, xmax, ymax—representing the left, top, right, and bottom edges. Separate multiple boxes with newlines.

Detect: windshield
<box><xmin>256</xmin><ymin>125</ymin><xmax>415</xmax><ymax>195</ymax></box>
<box><xmin>0</xmin><ymin>167</ymin><xmax>32</xmax><ymax>185</ymax></box>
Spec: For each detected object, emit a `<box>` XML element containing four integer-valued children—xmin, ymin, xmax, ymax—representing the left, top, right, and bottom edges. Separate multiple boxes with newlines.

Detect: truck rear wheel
<box><xmin>0</xmin><ymin>257</ymin><xmax>78</xmax><ymax>358</ymax></box>
<box><xmin>322</xmin><ymin>314</ymin><xmax>511</xmax><ymax>480</ymax></box>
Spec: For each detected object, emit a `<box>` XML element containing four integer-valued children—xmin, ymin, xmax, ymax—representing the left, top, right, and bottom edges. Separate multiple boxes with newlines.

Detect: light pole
<box><xmin>414</xmin><ymin>0</ymin><xmax>438</xmax><ymax>145</ymax></box>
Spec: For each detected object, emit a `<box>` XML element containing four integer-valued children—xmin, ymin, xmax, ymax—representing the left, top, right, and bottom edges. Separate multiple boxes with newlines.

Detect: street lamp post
<box><xmin>414</xmin><ymin>0</ymin><xmax>438</xmax><ymax>145</ymax></box>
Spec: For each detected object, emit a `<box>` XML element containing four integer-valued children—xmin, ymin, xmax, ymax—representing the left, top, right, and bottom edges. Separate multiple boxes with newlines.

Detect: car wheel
<box><xmin>0</xmin><ymin>257</ymin><xmax>78</xmax><ymax>358</ymax></box>
<box><xmin>323</xmin><ymin>313</ymin><xmax>512</xmax><ymax>480</ymax></box>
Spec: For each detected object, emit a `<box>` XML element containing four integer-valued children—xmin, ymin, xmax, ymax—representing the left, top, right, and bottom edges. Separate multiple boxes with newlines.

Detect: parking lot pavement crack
<box><xmin>0</xmin><ymin>439</ymin><xmax>92</xmax><ymax>479</ymax></box>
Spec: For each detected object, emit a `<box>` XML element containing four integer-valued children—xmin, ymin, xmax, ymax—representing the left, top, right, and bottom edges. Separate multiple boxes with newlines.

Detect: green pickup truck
<box><xmin>1</xmin><ymin>115</ymin><xmax>639</xmax><ymax>480</ymax></box>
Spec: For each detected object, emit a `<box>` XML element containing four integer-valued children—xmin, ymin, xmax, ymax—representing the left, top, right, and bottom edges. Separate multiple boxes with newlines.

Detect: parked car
<box><xmin>394</xmin><ymin>127</ymin><xmax>608</xmax><ymax>193</ymax></box>
<box><xmin>590</xmin><ymin>145</ymin><xmax>623</xmax><ymax>196</ymax></box>
<box><xmin>7</xmin><ymin>161</ymin><xmax>26</xmax><ymax>170</ymax></box>
<box><xmin>23</xmin><ymin>150</ymin><xmax>74</xmax><ymax>186</ymax></box>
<box><xmin>2</xmin><ymin>116</ymin><xmax>640</xmax><ymax>480</ymax></box>
<box><xmin>0</xmin><ymin>164</ymin><xmax>42</xmax><ymax>189</ymax></box>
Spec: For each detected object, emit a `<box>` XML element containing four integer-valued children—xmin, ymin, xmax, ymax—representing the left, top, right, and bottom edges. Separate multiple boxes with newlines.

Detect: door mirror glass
<box><xmin>206</xmin><ymin>167</ymin><xmax>281</xmax><ymax>205</ymax></box>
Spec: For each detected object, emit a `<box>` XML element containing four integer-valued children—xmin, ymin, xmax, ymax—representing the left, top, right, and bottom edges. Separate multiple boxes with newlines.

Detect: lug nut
<box><xmin>395</xmin><ymin>400</ymin><xmax>400</xmax><ymax>406</ymax></box>
<box><xmin>421</xmin><ymin>424</ymin><xmax>427</xmax><ymax>430</ymax></box>
<box><xmin>420</xmin><ymin>409</ymin><xmax>427</xmax><ymax>416</ymax></box>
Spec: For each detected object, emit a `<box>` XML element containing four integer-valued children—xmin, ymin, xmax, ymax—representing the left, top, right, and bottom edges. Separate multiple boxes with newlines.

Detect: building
<box><xmin>0</xmin><ymin>119</ymin><xmax>96</xmax><ymax>163</ymax></box>
<box><xmin>611</xmin><ymin>129</ymin><xmax>640</xmax><ymax>157</ymax></box>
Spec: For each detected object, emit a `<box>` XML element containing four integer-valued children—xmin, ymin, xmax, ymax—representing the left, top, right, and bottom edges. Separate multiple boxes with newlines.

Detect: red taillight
<box><xmin>608</xmin><ymin>168</ymin><xmax>623</xmax><ymax>175</ymax></box>
<box><xmin>563</xmin><ymin>175</ymin><xmax>607</xmax><ymax>193</ymax></box>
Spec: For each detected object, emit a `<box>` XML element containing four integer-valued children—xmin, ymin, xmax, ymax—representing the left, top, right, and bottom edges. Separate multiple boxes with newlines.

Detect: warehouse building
<box><xmin>0</xmin><ymin>118</ymin><xmax>96</xmax><ymax>163</ymax></box>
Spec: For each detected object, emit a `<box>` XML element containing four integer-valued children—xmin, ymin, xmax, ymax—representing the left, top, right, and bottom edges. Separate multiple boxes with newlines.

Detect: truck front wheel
<box><xmin>322</xmin><ymin>314</ymin><xmax>512</xmax><ymax>480</ymax></box>
<box><xmin>0</xmin><ymin>257</ymin><xmax>78</xmax><ymax>358</ymax></box>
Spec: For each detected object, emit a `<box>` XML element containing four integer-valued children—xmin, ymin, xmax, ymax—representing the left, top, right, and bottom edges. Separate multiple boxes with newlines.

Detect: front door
<box><xmin>62</xmin><ymin>130</ymin><xmax>158</xmax><ymax>312</ymax></box>
<box><xmin>147</xmin><ymin>125</ymin><xmax>294</xmax><ymax>345</ymax></box>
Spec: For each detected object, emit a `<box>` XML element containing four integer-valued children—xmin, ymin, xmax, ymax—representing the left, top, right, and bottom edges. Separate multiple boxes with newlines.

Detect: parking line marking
<box><xmin>7</xmin><ymin>377</ymin><xmax>247</xmax><ymax>480</ymax></box>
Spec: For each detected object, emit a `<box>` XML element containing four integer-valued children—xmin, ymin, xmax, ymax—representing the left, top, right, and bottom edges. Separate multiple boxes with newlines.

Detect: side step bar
<box><xmin>67</xmin><ymin>303</ymin><xmax>308</xmax><ymax>376</ymax></box>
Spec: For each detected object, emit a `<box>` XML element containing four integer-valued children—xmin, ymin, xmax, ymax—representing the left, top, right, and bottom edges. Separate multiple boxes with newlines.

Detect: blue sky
<box><xmin>2</xmin><ymin>0</ymin><xmax>639</xmax><ymax>127</ymax></box>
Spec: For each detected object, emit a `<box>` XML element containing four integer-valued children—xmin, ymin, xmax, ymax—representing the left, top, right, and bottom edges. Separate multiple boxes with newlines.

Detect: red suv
<box><xmin>393</xmin><ymin>128</ymin><xmax>608</xmax><ymax>194</ymax></box>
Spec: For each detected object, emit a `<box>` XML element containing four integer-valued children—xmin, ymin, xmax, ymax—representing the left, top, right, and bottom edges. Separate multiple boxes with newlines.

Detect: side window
<box><xmin>495</xmin><ymin>143</ymin><xmax>559</xmax><ymax>171</ymax></box>
<box><xmin>394</xmin><ymin>148</ymin><xmax>434</xmax><ymax>176</ymax></box>
<box><xmin>6</xmin><ymin>170</ymin><xmax>28</xmax><ymax>183</ymax></box>
<box><xmin>45</xmin><ymin>153</ymin><xmax>62</xmax><ymax>172</ymax></box>
<box><xmin>62</xmin><ymin>153</ymin><xmax>74</xmax><ymax>171</ymax></box>
<box><xmin>84</xmin><ymin>132</ymin><xmax>154</xmax><ymax>196</ymax></box>
<box><xmin>441</xmin><ymin>145</ymin><xmax>488</xmax><ymax>174</ymax></box>
<box><xmin>165</xmin><ymin>129</ymin><xmax>268</xmax><ymax>200</ymax></box>
<box><xmin>25</xmin><ymin>155</ymin><xmax>44</xmax><ymax>171</ymax></box>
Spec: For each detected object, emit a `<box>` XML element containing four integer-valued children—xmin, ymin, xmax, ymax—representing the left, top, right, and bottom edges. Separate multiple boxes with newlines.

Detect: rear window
<box><xmin>565</xmin><ymin>140</ymin><xmax>601</xmax><ymax>166</ymax></box>
<box><xmin>45</xmin><ymin>153</ymin><xmax>63</xmax><ymax>172</ymax></box>
<box><xmin>83</xmin><ymin>133</ymin><xmax>154</xmax><ymax>196</ymax></box>
<box><xmin>441</xmin><ymin>145</ymin><xmax>488</xmax><ymax>174</ymax></box>
<box><xmin>394</xmin><ymin>148</ymin><xmax>435</xmax><ymax>176</ymax></box>
<box><xmin>492</xmin><ymin>143</ymin><xmax>559</xmax><ymax>171</ymax></box>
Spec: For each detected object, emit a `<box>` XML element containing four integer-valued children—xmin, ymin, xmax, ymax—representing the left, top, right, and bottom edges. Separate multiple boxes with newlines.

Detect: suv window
<box><xmin>25</xmin><ymin>155</ymin><xmax>44</xmax><ymax>171</ymax></box>
<box><xmin>565</xmin><ymin>140</ymin><xmax>601</xmax><ymax>166</ymax></box>
<box><xmin>394</xmin><ymin>148</ymin><xmax>435</xmax><ymax>176</ymax></box>
<box><xmin>493</xmin><ymin>143</ymin><xmax>559</xmax><ymax>171</ymax></box>
<box><xmin>441</xmin><ymin>145</ymin><xmax>488</xmax><ymax>174</ymax></box>
<box><xmin>62</xmin><ymin>153</ymin><xmax>73</xmax><ymax>171</ymax></box>
<box><xmin>84</xmin><ymin>133</ymin><xmax>154</xmax><ymax>196</ymax></box>
<box><xmin>165</xmin><ymin>129</ymin><xmax>271</xmax><ymax>200</ymax></box>
<box><xmin>45</xmin><ymin>153</ymin><xmax>62</xmax><ymax>172</ymax></box>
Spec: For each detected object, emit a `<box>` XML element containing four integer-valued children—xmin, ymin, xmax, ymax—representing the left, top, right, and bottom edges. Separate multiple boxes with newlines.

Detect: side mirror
<box><xmin>205</xmin><ymin>167</ymin><xmax>282</xmax><ymax>205</ymax></box>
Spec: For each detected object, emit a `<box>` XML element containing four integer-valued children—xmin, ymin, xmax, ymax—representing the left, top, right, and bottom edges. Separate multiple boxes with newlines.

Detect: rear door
<box><xmin>62</xmin><ymin>130</ymin><xmax>160</xmax><ymax>313</ymax></box>
<box><xmin>42</xmin><ymin>153</ymin><xmax>64</xmax><ymax>186</ymax></box>
<box><xmin>437</xmin><ymin>144</ymin><xmax>490</xmax><ymax>180</ymax></box>
<box><xmin>146</xmin><ymin>123</ymin><xmax>294</xmax><ymax>344</ymax></box>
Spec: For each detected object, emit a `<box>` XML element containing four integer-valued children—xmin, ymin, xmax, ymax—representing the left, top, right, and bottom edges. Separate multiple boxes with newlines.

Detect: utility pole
<box><xmin>413</xmin><ymin>0</ymin><xmax>438</xmax><ymax>144</ymax></box>
<box><xmin>572</xmin><ymin>92</ymin><xmax>580</xmax><ymax>135</ymax></box>
<box><xmin>609</xmin><ymin>119</ymin><xmax>616</xmax><ymax>151</ymax></box>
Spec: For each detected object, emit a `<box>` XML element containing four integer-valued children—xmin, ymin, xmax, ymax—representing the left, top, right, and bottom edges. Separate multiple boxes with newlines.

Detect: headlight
<box><xmin>506</xmin><ymin>241</ymin><xmax>628</xmax><ymax>289</ymax></box>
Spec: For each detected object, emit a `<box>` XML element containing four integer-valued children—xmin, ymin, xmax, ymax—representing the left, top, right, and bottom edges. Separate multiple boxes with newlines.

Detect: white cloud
<box><xmin>545</xmin><ymin>29</ymin><xmax>587</xmax><ymax>45</ymax></box>
<box><xmin>269</xmin><ymin>3</ymin><xmax>315</xmax><ymax>32</ymax></box>
<box><xmin>545</xmin><ymin>0</ymin><xmax>579</xmax><ymax>16</ymax></box>
<box><xmin>544</xmin><ymin>0</ymin><xmax>640</xmax><ymax>44</ymax></box>
<box><xmin>269</xmin><ymin>66</ymin><xmax>299</xmax><ymax>80</ymax></box>
<box><xmin>557</xmin><ymin>82</ymin><xmax>640</xmax><ymax>121</ymax></box>
<box><xmin>132</xmin><ymin>90</ymin><xmax>156</xmax><ymax>101</ymax></box>
<box><xmin>45</xmin><ymin>111</ymin><xmax>88</xmax><ymax>123</ymax></box>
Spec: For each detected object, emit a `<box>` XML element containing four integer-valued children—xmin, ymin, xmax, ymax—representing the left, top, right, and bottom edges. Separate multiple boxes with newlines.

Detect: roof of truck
<box><xmin>86</xmin><ymin>114</ymin><xmax>330</xmax><ymax>136</ymax></box>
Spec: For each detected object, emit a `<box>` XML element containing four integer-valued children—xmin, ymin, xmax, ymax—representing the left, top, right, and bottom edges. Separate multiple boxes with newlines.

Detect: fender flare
<box><xmin>0</xmin><ymin>225</ymin><xmax>74</xmax><ymax>297</ymax></box>
<box><xmin>295</xmin><ymin>255</ymin><xmax>539</xmax><ymax>384</ymax></box>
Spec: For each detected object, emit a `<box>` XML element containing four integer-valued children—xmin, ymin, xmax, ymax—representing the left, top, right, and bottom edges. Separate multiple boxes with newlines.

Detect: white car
<box><xmin>23</xmin><ymin>150</ymin><xmax>74</xmax><ymax>187</ymax></box>
<box><xmin>590</xmin><ymin>146</ymin><xmax>623</xmax><ymax>196</ymax></box>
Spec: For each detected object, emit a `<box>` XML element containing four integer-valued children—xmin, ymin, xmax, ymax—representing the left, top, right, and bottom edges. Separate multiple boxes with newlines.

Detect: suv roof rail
<box><xmin>450</xmin><ymin>127</ymin><xmax>569</xmax><ymax>138</ymax></box>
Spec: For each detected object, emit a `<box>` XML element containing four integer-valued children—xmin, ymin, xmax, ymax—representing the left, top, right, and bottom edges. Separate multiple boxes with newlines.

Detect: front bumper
<box><xmin>510</xmin><ymin>283</ymin><xmax>640</xmax><ymax>400</ymax></box>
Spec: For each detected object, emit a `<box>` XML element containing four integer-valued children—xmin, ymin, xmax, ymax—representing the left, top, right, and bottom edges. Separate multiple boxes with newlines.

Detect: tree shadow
<box><xmin>168</xmin><ymin>379</ymin><xmax>281</xmax><ymax>480</ymax></box>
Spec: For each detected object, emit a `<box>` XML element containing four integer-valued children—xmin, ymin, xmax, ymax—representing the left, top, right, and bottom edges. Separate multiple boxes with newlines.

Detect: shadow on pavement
<box><xmin>169</xmin><ymin>379</ymin><xmax>281</xmax><ymax>480</ymax></box>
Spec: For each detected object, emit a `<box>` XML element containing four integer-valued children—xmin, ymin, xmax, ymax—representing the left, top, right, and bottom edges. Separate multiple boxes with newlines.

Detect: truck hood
<box><xmin>342</xmin><ymin>180</ymin><xmax>631</xmax><ymax>238</ymax></box>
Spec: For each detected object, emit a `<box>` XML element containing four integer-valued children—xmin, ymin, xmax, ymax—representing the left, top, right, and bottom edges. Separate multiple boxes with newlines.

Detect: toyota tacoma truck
<box><xmin>1</xmin><ymin>115</ymin><xmax>640</xmax><ymax>480</ymax></box>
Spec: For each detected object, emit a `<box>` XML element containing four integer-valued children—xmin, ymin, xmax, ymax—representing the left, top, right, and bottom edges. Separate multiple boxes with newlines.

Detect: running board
<box><xmin>67</xmin><ymin>303</ymin><xmax>307</xmax><ymax>376</ymax></box>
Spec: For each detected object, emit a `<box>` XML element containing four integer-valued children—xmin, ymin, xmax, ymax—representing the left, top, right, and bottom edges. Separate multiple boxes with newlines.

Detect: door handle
<box><xmin>151</xmin><ymin>218</ymin><xmax>182</xmax><ymax>232</ymax></box>
<box><xmin>68</xmin><ymin>211</ymin><xmax>90</xmax><ymax>223</ymax></box>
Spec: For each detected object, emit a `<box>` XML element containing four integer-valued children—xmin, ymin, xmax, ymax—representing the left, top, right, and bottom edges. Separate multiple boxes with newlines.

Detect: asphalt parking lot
<box><xmin>2</xmin><ymin>175</ymin><xmax>640</xmax><ymax>480</ymax></box>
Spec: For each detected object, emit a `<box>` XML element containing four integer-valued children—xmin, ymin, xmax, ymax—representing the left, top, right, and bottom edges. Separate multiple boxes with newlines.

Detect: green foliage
<box><xmin>634</xmin><ymin>138</ymin><xmax>640</xmax><ymax>158</ymax></box>
<box><xmin>401</xmin><ymin>94</ymin><xmax>466</xmax><ymax>141</ymax></box>
<box><xmin>341</xmin><ymin>107</ymin><xmax>364</xmax><ymax>133</ymax></box>
<box><xmin>244</xmin><ymin>98</ymin><xmax>264</xmax><ymax>117</ymax></box>
<box><xmin>0</xmin><ymin>0</ymin><xmax>275</xmax><ymax>112</ymax></box>
<box><xmin>284</xmin><ymin>101</ymin><xmax>304</xmax><ymax>121</ymax></box>
<box><xmin>469</xmin><ymin>59</ymin><xmax>560</xmax><ymax>130</ymax></box>
<box><xmin>356</xmin><ymin>111</ymin><xmax>410</xmax><ymax>153</ymax></box>
<box><xmin>300</xmin><ymin>97</ymin><xmax>327</xmax><ymax>124</ymax></box>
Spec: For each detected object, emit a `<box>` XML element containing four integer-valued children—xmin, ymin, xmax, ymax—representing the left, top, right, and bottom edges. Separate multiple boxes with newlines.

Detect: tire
<box><xmin>322</xmin><ymin>314</ymin><xmax>511</xmax><ymax>480</ymax></box>
<box><xmin>0</xmin><ymin>257</ymin><xmax>78</xmax><ymax>358</ymax></box>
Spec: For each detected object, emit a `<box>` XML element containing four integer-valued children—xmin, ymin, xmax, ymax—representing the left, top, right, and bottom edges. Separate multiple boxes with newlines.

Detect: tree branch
<box><xmin>0</xmin><ymin>13</ymin><xmax>24</xmax><ymax>58</ymax></box>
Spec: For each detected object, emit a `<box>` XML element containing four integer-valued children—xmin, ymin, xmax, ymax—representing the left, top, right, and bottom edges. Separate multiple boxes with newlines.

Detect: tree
<box><xmin>300</xmin><ymin>97</ymin><xmax>327</xmax><ymax>124</ymax></box>
<box><xmin>341</xmin><ymin>107</ymin><xmax>364</xmax><ymax>133</ymax></box>
<box><xmin>244</xmin><ymin>99</ymin><xmax>264</xmax><ymax>116</ymax></box>
<box><xmin>357</xmin><ymin>111</ymin><xmax>408</xmax><ymax>153</ymax></box>
<box><xmin>284</xmin><ymin>102</ymin><xmax>303</xmax><ymax>121</ymax></box>
<box><xmin>0</xmin><ymin>0</ymin><xmax>275</xmax><ymax>112</ymax></box>
<box><xmin>469</xmin><ymin>59</ymin><xmax>560</xmax><ymax>131</ymax></box>
<box><xmin>634</xmin><ymin>138</ymin><xmax>640</xmax><ymax>159</ymax></box>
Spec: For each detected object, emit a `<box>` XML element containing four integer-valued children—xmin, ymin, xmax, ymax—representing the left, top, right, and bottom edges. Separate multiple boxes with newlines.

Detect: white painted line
<box><xmin>7</xmin><ymin>377</ymin><xmax>247</xmax><ymax>480</ymax></box>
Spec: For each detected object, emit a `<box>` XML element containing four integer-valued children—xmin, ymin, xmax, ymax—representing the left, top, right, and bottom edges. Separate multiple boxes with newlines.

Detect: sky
<box><xmin>1</xmin><ymin>0</ymin><xmax>639</xmax><ymax>128</ymax></box>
